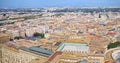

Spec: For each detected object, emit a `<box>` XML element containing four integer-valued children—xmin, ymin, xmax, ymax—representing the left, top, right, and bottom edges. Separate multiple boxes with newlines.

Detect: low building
<box><xmin>2</xmin><ymin>45</ymin><xmax>53</xmax><ymax>63</ymax></box>
<box><xmin>48</xmin><ymin>43</ymin><xmax>104</xmax><ymax>63</ymax></box>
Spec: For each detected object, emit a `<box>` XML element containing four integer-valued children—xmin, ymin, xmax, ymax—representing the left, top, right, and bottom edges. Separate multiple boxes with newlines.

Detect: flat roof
<box><xmin>57</xmin><ymin>43</ymin><xmax>89</xmax><ymax>52</ymax></box>
<box><xmin>20</xmin><ymin>46</ymin><xmax>53</xmax><ymax>57</ymax></box>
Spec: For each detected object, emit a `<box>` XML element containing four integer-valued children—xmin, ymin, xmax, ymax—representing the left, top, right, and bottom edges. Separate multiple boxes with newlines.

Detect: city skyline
<box><xmin>0</xmin><ymin>0</ymin><xmax>120</xmax><ymax>8</ymax></box>
<box><xmin>0</xmin><ymin>1</ymin><xmax>120</xmax><ymax>63</ymax></box>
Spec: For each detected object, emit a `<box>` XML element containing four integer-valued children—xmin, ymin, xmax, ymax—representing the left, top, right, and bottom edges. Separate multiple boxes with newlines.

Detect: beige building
<box><xmin>1</xmin><ymin>45</ymin><xmax>48</xmax><ymax>63</ymax></box>
<box><xmin>48</xmin><ymin>52</ymin><xmax>104</xmax><ymax>63</ymax></box>
<box><xmin>0</xmin><ymin>33</ymin><xmax>10</xmax><ymax>43</ymax></box>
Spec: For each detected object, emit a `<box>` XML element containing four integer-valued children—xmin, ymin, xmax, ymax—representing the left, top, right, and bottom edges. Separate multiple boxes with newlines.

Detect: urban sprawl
<box><xmin>0</xmin><ymin>8</ymin><xmax>120</xmax><ymax>63</ymax></box>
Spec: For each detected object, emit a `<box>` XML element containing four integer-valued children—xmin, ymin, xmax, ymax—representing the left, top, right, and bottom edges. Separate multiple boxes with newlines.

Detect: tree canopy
<box><xmin>33</xmin><ymin>32</ymin><xmax>44</xmax><ymax>38</ymax></box>
<box><xmin>14</xmin><ymin>36</ymin><xmax>23</xmax><ymax>40</ymax></box>
<box><xmin>107</xmin><ymin>41</ymin><xmax>120</xmax><ymax>49</ymax></box>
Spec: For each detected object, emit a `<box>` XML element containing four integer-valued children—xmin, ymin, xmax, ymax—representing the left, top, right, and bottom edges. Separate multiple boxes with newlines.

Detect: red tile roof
<box><xmin>48</xmin><ymin>51</ymin><xmax>62</xmax><ymax>62</ymax></box>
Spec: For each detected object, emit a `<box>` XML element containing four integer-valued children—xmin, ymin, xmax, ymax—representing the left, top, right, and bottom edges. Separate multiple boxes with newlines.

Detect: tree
<box><xmin>33</xmin><ymin>32</ymin><xmax>44</xmax><ymax>38</ymax></box>
<box><xmin>0</xmin><ymin>23</ymin><xmax>3</xmax><ymax>26</ymax></box>
<box><xmin>14</xmin><ymin>36</ymin><xmax>23</xmax><ymax>40</ymax></box>
<box><xmin>107</xmin><ymin>41</ymin><xmax>120</xmax><ymax>49</ymax></box>
<box><xmin>7</xmin><ymin>22</ymin><xmax>15</xmax><ymax>24</ymax></box>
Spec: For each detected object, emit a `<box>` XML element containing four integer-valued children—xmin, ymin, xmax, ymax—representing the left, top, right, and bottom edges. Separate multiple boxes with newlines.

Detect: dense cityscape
<box><xmin>0</xmin><ymin>8</ymin><xmax>120</xmax><ymax>63</ymax></box>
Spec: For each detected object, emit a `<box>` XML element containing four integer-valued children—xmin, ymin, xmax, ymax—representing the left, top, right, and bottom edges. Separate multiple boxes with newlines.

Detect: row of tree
<box><xmin>14</xmin><ymin>32</ymin><xmax>45</xmax><ymax>40</ymax></box>
<box><xmin>0</xmin><ymin>22</ymin><xmax>15</xmax><ymax>26</ymax></box>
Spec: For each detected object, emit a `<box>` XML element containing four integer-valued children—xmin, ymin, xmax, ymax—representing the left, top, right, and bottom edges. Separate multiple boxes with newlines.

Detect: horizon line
<box><xmin>0</xmin><ymin>6</ymin><xmax>120</xmax><ymax>9</ymax></box>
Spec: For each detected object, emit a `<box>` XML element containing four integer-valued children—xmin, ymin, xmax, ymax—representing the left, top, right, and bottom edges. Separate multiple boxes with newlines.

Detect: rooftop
<box><xmin>20</xmin><ymin>46</ymin><xmax>53</xmax><ymax>57</ymax></box>
<box><xmin>57</xmin><ymin>43</ymin><xmax>89</xmax><ymax>53</ymax></box>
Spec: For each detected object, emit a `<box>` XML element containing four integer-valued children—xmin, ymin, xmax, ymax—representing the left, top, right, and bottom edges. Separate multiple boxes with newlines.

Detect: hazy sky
<box><xmin>0</xmin><ymin>0</ymin><xmax>120</xmax><ymax>8</ymax></box>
